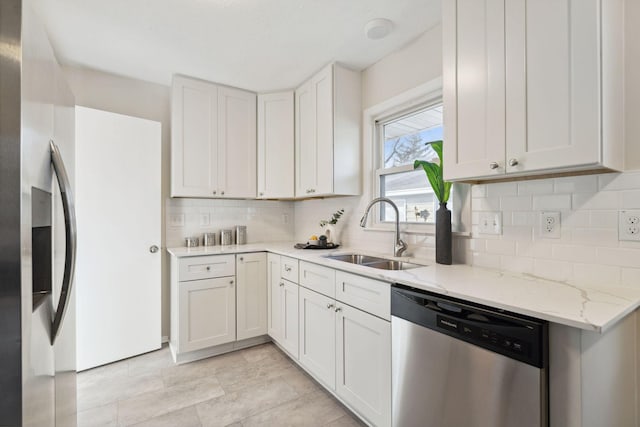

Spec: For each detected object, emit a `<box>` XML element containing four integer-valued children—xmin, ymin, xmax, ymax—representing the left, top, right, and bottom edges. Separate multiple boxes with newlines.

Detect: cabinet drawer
<box><xmin>280</xmin><ymin>256</ymin><xmax>299</xmax><ymax>283</ymax></box>
<box><xmin>335</xmin><ymin>271</ymin><xmax>390</xmax><ymax>320</ymax></box>
<box><xmin>299</xmin><ymin>261</ymin><xmax>335</xmax><ymax>298</ymax></box>
<box><xmin>179</xmin><ymin>255</ymin><xmax>235</xmax><ymax>281</ymax></box>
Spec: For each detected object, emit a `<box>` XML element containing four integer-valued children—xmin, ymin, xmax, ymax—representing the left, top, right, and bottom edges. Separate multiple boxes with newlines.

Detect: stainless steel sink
<box><xmin>326</xmin><ymin>254</ymin><xmax>423</xmax><ymax>270</ymax></box>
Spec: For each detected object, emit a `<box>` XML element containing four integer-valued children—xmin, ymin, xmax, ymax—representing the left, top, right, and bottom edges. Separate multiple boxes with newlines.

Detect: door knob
<box><xmin>508</xmin><ymin>158</ymin><xmax>519</xmax><ymax>167</ymax></box>
<box><xmin>149</xmin><ymin>245</ymin><xmax>159</xmax><ymax>253</ymax></box>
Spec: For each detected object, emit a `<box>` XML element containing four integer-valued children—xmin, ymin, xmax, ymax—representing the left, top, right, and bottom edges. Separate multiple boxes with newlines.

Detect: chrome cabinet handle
<box><xmin>213</xmin><ymin>190</ymin><xmax>217</xmax><ymax>195</ymax></box>
<box><xmin>50</xmin><ymin>140</ymin><xmax>77</xmax><ymax>345</ymax></box>
<box><xmin>221</xmin><ymin>191</ymin><xmax>225</xmax><ymax>195</ymax></box>
<box><xmin>279</xmin><ymin>282</ymin><xmax>285</xmax><ymax>287</ymax></box>
<box><xmin>284</xmin><ymin>266</ymin><xmax>292</xmax><ymax>272</ymax></box>
<box><xmin>327</xmin><ymin>303</ymin><xmax>334</xmax><ymax>310</ymax></box>
<box><xmin>489</xmin><ymin>162</ymin><xmax>499</xmax><ymax>170</ymax></box>
<box><xmin>229</xmin><ymin>280</ymin><xmax>234</xmax><ymax>285</ymax></box>
<box><xmin>508</xmin><ymin>158</ymin><xmax>519</xmax><ymax>167</ymax></box>
<box><xmin>206</xmin><ymin>266</ymin><xmax>211</xmax><ymax>271</ymax></box>
<box><xmin>334</xmin><ymin>307</ymin><xmax>342</xmax><ymax>313</ymax></box>
<box><xmin>149</xmin><ymin>245</ymin><xmax>159</xmax><ymax>253</ymax></box>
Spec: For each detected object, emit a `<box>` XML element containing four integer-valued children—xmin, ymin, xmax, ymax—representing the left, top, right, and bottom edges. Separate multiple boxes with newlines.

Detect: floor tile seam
<box><xmin>231</xmin><ymin>389</ymin><xmax>309</xmax><ymax>426</ymax></box>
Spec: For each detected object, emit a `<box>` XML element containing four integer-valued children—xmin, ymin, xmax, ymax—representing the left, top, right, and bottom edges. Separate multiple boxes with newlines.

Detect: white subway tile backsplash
<box><xmin>621</xmin><ymin>268</ymin><xmax>640</xmax><ymax>288</ymax></box>
<box><xmin>473</xmin><ymin>252</ymin><xmax>501</xmax><ymax>269</ymax></box>
<box><xmin>554</xmin><ymin>175</ymin><xmax>598</xmax><ymax>194</ymax></box>
<box><xmin>487</xmin><ymin>182</ymin><xmax>518</xmax><ymax>197</ymax></box>
<box><xmin>532</xmin><ymin>194</ymin><xmax>572</xmax><ymax>210</ymax></box>
<box><xmin>619</xmin><ymin>190</ymin><xmax>640</xmax><ymax>209</ymax></box>
<box><xmin>570</xmin><ymin>228</ymin><xmax>619</xmax><ymax>246</ymax></box>
<box><xmin>472</xmin><ymin>197</ymin><xmax>501</xmax><ymax>211</ymax></box>
<box><xmin>500</xmin><ymin>196</ymin><xmax>532</xmax><ymax>211</ymax></box>
<box><xmin>500</xmin><ymin>255</ymin><xmax>534</xmax><ymax>275</ymax></box>
<box><xmin>518</xmin><ymin>180</ymin><xmax>554</xmax><ymax>195</ymax></box>
<box><xmin>596</xmin><ymin>247</ymin><xmax>640</xmax><ymax>268</ymax></box>
<box><xmin>562</xmin><ymin>211</ymin><xmax>590</xmax><ymax>228</ymax></box>
<box><xmin>485</xmin><ymin>240</ymin><xmax>516</xmax><ymax>256</ymax></box>
<box><xmin>471</xmin><ymin>184</ymin><xmax>487</xmax><ymax>197</ymax></box>
<box><xmin>572</xmin><ymin>192</ymin><xmax>618</xmax><ymax>210</ymax></box>
<box><xmin>589</xmin><ymin>211</ymin><xmax>619</xmax><ymax>228</ymax></box>
<box><xmin>598</xmin><ymin>171</ymin><xmax>640</xmax><ymax>191</ymax></box>
<box><xmin>501</xmin><ymin>226</ymin><xmax>534</xmax><ymax>241</ymax></box>
<box><xmin>551</xmin><ymin>244</ymin><xmax>597</xmax><ymax>264</ymax></box>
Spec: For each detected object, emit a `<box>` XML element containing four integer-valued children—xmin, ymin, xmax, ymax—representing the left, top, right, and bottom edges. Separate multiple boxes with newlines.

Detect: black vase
<box><xmin>435</xmin><ymin>202</ymin><xmax>452</xmax><ymax>265</ymax></box>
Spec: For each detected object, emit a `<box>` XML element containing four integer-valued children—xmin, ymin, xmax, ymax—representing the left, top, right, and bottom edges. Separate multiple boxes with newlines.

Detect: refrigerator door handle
<box><xmin>50</xmin><ymin>140</ymin><xmax>77</xmax><ymax>345</ymax></box>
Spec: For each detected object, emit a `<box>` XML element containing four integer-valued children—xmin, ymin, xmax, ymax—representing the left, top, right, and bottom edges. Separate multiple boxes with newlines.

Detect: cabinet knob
<box><xmin>259</xmin><ymin>192</ymin><xmax>264</xmax><ymax>196</ymax></box>
<box><xmin>149</xmin><ymin>245</ymin><xmax>159</xmax><ymax>253</ymax></box>
<box><xmin>285</xmin><ymin>266</ymin><xmax>292</xmax><ymax>272</ymax></box>
<box><xmin>279</xmin><ymin>282</ymin><xmax>285</xmax><ymax>287</ymax></box>
<box><xmin>239</xmin><ymin>257</ymin><xmax>244</xmax><ymax>261</ymax></box>
<box><xmin>489</xmin><ymin>162</ymin><xmax>499</xmax><ymax>170</ymax></box>
<box><xmin>508</xmin><ymin>158</ymin><xmax>519</xmax><ymax>167</ymax></box>
<box><xmin>310</xmin><ymin>189</ymin><xmax>315</xmax><ymax>193</ymax></box>
<box><xmin>206</xmin><ymin>266</ymin><xmax>211</xmax><ymax>271</ymax></box>
<box><xmin>327</xmin><ymin>303</ymin><xmax>334</xmax><ymax>310</ymax></box>
<box><xmin>213</xmin><ymin>190</ymin><xmax>217</xmax><ymax>195</ymax></box>
<box><xmin>334</xmin><ymin>306</ymin><xmax>342</xmax><ymax>313</ymax></box>
<box><xmin>306</xmin><ymin>189</ymin><xmax>311</xmax><ymax>194</ymax></box>
<box><xmin>229</xmin><ymin>280</ymin><xmax>234</xmax><ymax>285</ymax></box>
<box><xmin>221</xmin><ymin>191</ymin><xmax>225</xmax><ymax>195</ymax></box>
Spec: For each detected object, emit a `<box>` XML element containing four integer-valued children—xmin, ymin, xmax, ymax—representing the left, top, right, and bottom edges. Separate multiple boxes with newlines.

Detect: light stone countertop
<box><xmin>167</xmin><ymin>242</ymin><xmax>640</xmax><ymax>333</ymax></box>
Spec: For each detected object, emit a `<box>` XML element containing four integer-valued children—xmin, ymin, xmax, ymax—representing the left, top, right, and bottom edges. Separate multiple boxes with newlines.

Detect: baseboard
<box><xmin>162</xmin><ymin>335</ymin><xmax>169</xmax><ymax>344</ymax></box>
<box><xmin>171</xmin><ymin>335</ymin><xmax>271</xmax><ymax>364</ymax></box>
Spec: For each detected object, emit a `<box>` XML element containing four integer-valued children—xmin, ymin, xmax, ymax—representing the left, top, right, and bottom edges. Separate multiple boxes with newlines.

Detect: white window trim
<box><xmin>361</xmin><ymin>77</ymin><xmax>472</xmax><ymax>236</ymax></box>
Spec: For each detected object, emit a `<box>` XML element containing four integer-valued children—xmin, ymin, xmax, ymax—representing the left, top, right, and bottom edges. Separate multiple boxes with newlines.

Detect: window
<box><xmin>375</xmin><ymin>101</ymin><xmax>451</xmax><ymax>225</ymax></box>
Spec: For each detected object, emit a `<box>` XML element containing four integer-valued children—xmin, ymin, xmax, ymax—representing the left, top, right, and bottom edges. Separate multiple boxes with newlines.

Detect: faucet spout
<box><xmin>360</xmin><ymin>197</ymin><xmax>407</xmax><ymax>257</ymax></box>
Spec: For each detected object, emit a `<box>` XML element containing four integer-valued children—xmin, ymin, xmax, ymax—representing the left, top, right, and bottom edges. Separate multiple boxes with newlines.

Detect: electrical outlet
<box><xmin>199</xmin><ymin>213</ymin><xmax>210</xmax><ymax>226</ymax></box>
<box><xmin>540</xmin><ymin>211</ymin><xmax>561</xmax><ymax>239</ymax></box>
<box><xmin>478</xmin><ymin>212</ymin><xmax>502</xmax><ymax>235</ymax></box>
<box><xmin>168</xmin><ymin>214</ymin><xmax>185</xmax><ymax>227</ymax></box>
<box><xmin>619</xmin><ymin>210</ymin><xmax>640</xmax><ymax>241</ymax></box>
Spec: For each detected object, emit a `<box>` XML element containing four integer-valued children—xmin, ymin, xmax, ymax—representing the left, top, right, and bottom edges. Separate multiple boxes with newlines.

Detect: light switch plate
<box><xmin>199</xmin><ymin>213</ymin><xmax>210</xmax><ymax>226</ymax></box>
<box><xmin>478</xmin><ymin>212</ymin><xmax>502</xmax><ymax>235</ymax></box>
<box><xmin>619</xmin><ymin>210</ymin><xmax>640</xmax><ymax>241</ymax></box>
<box><xmin>168</xmin><ymin>214</ymin><xmax>185</xmax><ymax>227</ymax></box>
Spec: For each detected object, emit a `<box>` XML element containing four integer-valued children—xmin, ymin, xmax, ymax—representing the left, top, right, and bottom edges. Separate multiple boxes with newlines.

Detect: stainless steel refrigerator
<box><xmin>0</xmin><ymin>1</ymin><xmax>77</xmax><ymax>425</ymax></box>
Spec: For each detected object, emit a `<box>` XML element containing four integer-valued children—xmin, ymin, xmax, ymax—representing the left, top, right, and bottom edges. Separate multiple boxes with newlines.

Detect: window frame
<box><xmin>363</xmin><ymin>79</ymin><xmax>471</xmax><ymax>236</ymax></box>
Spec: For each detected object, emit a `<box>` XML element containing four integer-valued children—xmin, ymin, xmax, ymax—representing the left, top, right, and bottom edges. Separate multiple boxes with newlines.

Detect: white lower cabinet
<box><xmin>298</xmin><ymin>272</ymin><xmax>392</xmax><ymax>427</ymax></box>
<box><xmin>171</xmin><ymin>252</ymin><xmax>269</xmax><ymax>363</ymax></box>
<box><xmin>299</xmin><ymin>286</ymin><xmax>336</xmax><ymax>389</ymax></box>
<box><xmin>268</xmin><ymin>254</ymin><xmax>300</xmax><ymax>358</ymax></box>
<box><xmin>178</xmin><ymin>276</ymin><xmax>236</xmax><ymax>353</ymax></box>
<box><xmin>336</xmin><ymin>304</ymin><xmax>391</xmax><ymax>427</ymax></box>
<box><xmin>236</xmin><ymin>253</ymin><xmax>267</xmax><ymax>341</ymax></box>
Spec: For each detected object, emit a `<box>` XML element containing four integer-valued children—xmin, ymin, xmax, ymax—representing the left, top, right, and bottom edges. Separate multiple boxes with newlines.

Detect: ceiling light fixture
<box><xmin>364</xmin><ymin>18</ymin><xmax>393</xmax><ymax>40</ymax></box>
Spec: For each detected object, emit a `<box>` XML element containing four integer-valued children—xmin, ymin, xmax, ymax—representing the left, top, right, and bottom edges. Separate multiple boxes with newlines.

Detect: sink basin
<box><xmin>363</xmin><ymin>260</ymin><xmax>424</xmax><ymax>271</ymax></box>
<box><xmin>326</xmin><ymin>254</ymin><xmax>423</xmax><ymax>270</ymax></box>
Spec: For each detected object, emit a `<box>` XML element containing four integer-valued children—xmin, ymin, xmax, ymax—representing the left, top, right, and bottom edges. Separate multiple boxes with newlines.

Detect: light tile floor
<box><xmin>77</xmin><ymin>343</ymin><xmax>366</xmax><ymax>427</ymax></box>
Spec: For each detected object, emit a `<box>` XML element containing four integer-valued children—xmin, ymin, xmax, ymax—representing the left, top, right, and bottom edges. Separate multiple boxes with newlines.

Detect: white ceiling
<box><xmin>31</xmin><ymin>0</ymin><xmax>441</xmax><ymax>92</ymax></box>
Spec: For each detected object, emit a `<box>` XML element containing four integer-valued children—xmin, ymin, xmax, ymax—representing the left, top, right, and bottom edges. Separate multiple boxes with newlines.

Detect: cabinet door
<box><xmin>178</xmin><ymin>277</ymin><xmax>235</xmax><ymax>352</ymax></box>
<box><xmin>299</xmin><ymin>287</ymin><xmax>336</xmax><ymax>389</ymax></box>
<box><xmin>281</xmin><ymin>280</ymin><xmax>299</xmax><ymax>359</ymax></box>
<box><xmin>336</xmin><ymin>304</ymin><xmax>391</xmax><ymax>427</ymax></box>
<box><xmin>267</xmin><ymin>254</ymin><xmax>283</xmax><ymax>342</ymax></box>
<box><xmin>257</xmin><ymin>92</ymin><xmax>294</xmax><ymax>198</ymax></box>
<box><xmin>236</xmin><ymin>253</ymin><xmax>267</xmax><ymax>341</ymax></box>
<box><xmin>171</xmin><ymin>76</ymin><xmax>218</xmax><ymax>197</ymax></box>
<box><xmin>505</xmin><ymin>0</ymin><xmax>601</xmax><ymax>173</ymax></box>
<box><xmin>295</xmin><ymin>80</ymin><xmax>317</xmax><ymax>197</ymax></box>
<box><xmin>311</xmin><ymin>65</ymin><xmax>334</xmax><ymax>195</ymax></box>
<box><xmin>443</xmin><ymin>0</ymin><xmax>506</xmax><ymax>181</ymax></box>
<box><xmin>218</xmin><ymin>86</ymin><xmax>257</xmax><ymax>198</ymax></box>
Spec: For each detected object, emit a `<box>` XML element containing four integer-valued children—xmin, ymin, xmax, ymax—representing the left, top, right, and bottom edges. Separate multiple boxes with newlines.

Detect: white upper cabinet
<box><xmin>295</xmin><ymin>63</ymin><xmax>361</xmax><ymax>198</ymax></box>
<box><xmin>444</xmin><ymin>0</ymin><xmax>624</xmax><ymax>182</ymax></box>
<box><xmin>171</xmin><ymin>75</ymin><xmax>257</xmax><ymax>198</ymax></box>
<box><xmin>257</xmin><ymin>91</ymin><xmax>294</xmax><ymax>199</ymax></box>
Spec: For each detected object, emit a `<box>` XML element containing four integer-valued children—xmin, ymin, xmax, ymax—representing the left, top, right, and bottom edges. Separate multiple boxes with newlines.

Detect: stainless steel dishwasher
<box><xmin>391</xmin><ymin>284</ymin><xmax>548</xmax><ymax>427</ymax></box>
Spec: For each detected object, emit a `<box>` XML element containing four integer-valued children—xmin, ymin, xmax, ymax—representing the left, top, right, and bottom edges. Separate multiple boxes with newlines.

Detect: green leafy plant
<box><xmin>319</xmin><ymin>209</ymin><xmax>345</xmax><ymax>227</ymax></box>
<box><xmin>413</xmin><ymin>140</ymin><xmax>452</xmax><ymax>204</ymax></box>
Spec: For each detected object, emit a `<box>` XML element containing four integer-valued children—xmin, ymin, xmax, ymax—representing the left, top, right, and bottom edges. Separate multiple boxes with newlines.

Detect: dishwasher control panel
<box><xmin>391</xmin><ymin>284</ymin><xmax>547</xmax><ymax>368</ymax></box>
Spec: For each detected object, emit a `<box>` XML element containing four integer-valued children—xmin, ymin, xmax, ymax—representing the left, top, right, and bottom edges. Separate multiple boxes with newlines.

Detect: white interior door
<box><xmin>75</xmin><ymin>106</ymin><xmax>161</xmax><ymax>371</ymax></box>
